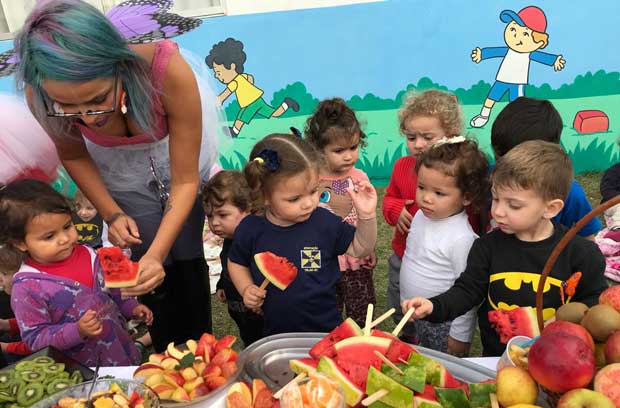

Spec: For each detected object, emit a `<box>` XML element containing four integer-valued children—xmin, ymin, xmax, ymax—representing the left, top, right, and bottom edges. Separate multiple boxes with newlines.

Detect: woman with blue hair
<box><xmin>12</xmin><ymin>0</ymin><xmax>220</xmax><ymax>351</ymax></box>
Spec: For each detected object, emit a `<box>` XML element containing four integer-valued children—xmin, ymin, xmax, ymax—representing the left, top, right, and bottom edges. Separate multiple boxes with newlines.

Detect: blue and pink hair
<box><xmin>14</xmin><ymin>0</ymin><xmax>157</xmax><ymax>138</ymax></box>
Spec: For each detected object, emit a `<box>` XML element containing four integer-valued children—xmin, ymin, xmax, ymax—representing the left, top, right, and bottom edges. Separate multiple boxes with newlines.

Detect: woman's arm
<box><xmin>147</xmin><ymin>49</ymin><xmax>202</xmax><ymax>263</ymax></box>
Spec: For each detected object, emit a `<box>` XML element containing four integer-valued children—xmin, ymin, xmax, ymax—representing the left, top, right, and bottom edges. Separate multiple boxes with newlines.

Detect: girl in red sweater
<box><xmin>382</xmin><ymin>90</ymin><xmax>464</xmax><ymax>344</ymax></box>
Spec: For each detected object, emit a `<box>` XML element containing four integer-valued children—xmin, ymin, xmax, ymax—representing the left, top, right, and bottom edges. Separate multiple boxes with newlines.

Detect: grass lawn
<box><xmin>209</xmin><ymin>171</ymin><xmax>606</xmax><ymax>356</ymax></box>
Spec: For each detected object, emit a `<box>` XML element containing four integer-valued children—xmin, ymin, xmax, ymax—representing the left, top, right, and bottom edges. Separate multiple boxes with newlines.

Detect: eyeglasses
<box><xmin>44</xmin><ymin>71</ymin><xmax>119</xmax><ymax>117</ymax></box>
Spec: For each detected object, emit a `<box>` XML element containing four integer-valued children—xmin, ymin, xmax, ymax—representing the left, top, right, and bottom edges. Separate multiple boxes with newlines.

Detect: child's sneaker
<box><xmin>470</xmin><ymin>114</ymin><xmax>489</xmax><ymax>128</ymax></box>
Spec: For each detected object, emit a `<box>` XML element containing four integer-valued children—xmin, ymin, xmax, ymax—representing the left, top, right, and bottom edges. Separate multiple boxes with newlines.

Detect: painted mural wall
<box><xmin>1</xmin><ymin>0</ymin><xmax>619</xmax><ymax>185</ymax></box>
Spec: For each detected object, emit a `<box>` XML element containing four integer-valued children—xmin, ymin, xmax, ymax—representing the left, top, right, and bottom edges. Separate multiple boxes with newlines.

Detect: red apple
<box><xmin>203</xmin><ymin>364</ymin><xmax>222</xmax><ymax>379</ymax></box>
<box><xmin>543</xmin><ymin>320</ymin><xmax>595</xmax><ymax>350</ymax></box>
<box><xmin>220</xmin><ymin>361</ymin><xmax>238</xmax><ymax>379</ymax></box>
<box><xmin>557</xmin><ymin>388</ymin><xmax>615</xmax><ymax>407</ymax></box>
<box><xmin>215</xmin><ymin>335</ymin><xmax>237</xmax><ymax>353</ymax></box>
<box><xmin>163</xmin><ymin>372</ymin><xmax>185</xmax><ymax>387</ymax></box>
<box><xmin>183</xmin><ymin>376</ymin><xmax>204</xmax><ymax>393</ymax></box>
<box><xmin>170</xmin><ymin>387</ymin><xmax>190</xmax><ymax>402</ymax></box>
<box><xmin>605</xmin><ymin>330</ymin><xmax>620</xmax><ymax>364</ymax></box>
<box><xmin>205</xmin><ymin>375</ymin><xmax>227</xmax><ymax>390</ymax></box>
<box><xmin>212</xmin><ymin>348</ymin><xmax>232</xmax><ymax>366</ymax></box>
<box><xmin>188</xmin><ymin>383</ymin><xmax>210</xmax><ymax>400</ymax></box>
<box><xmin>133</xmin><ymin>364</ymin><xmax>163</xmax><ymax>379</ymax></box>
<box><xmin>152</xmin><ymin>383</ymin><xmax>176</xmax><ymax>400</ymax></box>
<box><xmin>528</xmin><ymin>332</ymin><xmax>595</xmax><ymax>393</ymax></box>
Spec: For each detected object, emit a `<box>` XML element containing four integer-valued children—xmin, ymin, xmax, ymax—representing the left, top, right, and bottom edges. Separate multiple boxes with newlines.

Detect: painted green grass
<box><xmin>219</xmin><ymin>95</ymin><xmax>620</xmax><ymax>183</ymax></box>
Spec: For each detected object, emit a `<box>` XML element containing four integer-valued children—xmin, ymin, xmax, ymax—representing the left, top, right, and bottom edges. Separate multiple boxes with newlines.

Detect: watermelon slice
<box><xmin>309</xmin><ymin>318</ymin><xmax>363</xmax><ymax>359</ymax></box>
<box><xmin>487</xmin><ymin>306</ymin><xmax>541</xmax><ymax>344</ymax></box>
<box><xmin>413</xmin><ymin>395</ymin><xmax>441</xmax><ymax>407</ymax></box>
<box><xmin>434</xmin><ymin>387</ymin><xmax>470</xmax><ymax>408</ymax></box>
<box><xmin>333</xmin><ymin>336</ymin><xmax>391</xmax><ymax>391</ymax></box>
<box><xmin>316</xmin><ymin>356</ymin><xmax>364</xmax><ymax>406</ymax></box>
<box><xmin>366</xmin><ymin>366</ymin><xmax>413</xmax><ymax>408</ymax></box>
<box><xmin>97</xmin><ymin>246</ymin><xmax>140</xmax><ymax>288</ymax></box>
<box><xmin>416</xmin><ymin>384</ymin><xmax>438</xmax><ymax>401</ymax></box>
<box><xmin>385</xmin><ymin>339</ymin><xmax>417</xmax><ymax>363</ymax></box>
<box><xmin>381</xmin><ymin>363</ymin><xmax>425</xmax><ymax>393</ymax></box>
<box><xmin>407</xmin><ymin>353</ymin><xmax>462</xmax><ymax>388</ymax></box>
<box><xmin>288</xmin><ymin>358</ymin><xmax>318</xmax><ymax>375</ymax></box>
<box><xmin>254</xmin><ymin>251</ymin><xmax>298</xmax><ymax>290</ymax></box>
<box><xmin>371</xmin><ymin>329</ymin><xmax>397</xmax><ymax>340</ymax></box>
<box><xmin>468</xmin><ymin>383</ymin><xmax>497</xmax><ymax>408</ymax></box>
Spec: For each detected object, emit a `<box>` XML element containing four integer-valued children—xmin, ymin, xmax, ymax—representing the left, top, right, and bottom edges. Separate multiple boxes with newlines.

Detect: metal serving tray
<box><xmin>239</xmin><ymin>332</ymin><xmax>497</xmax><ymax>389</ymax></box>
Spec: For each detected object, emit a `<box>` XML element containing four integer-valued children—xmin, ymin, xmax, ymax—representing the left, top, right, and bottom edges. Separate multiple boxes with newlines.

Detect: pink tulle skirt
<box><xmin>0</xmin><ymin>93</ymin><xmax>60</xmax><ymax>184</ymax></box>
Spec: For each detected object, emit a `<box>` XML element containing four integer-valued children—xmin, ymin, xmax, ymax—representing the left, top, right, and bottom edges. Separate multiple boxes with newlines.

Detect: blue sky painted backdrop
<box><xmin>1</xmin><ymin>0</ymin><xmax>619</xmax><ymax>99</ymax></box>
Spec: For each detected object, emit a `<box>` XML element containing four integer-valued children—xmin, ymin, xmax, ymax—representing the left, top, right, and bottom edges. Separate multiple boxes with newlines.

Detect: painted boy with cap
<box><xmin>469</xmin><ymin>6</ymin><xmax>566</xmax><ymax>128</ymax></box>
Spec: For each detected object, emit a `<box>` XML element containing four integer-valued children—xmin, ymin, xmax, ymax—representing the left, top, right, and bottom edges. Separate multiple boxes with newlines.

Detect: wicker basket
<box><xmin>534</xmin><ymin>195</ymin><xmax>620</xmax><ymax>407</ymax></box>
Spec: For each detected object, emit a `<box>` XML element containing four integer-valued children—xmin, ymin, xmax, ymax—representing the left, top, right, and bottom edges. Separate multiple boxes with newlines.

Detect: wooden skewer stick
<box><xmin>362</xmin><ymin>389</ymin><xmax>389</xmax><ymax>406</ymax></box>
<box><xmin>392</xmin><ymin>307</ymin><xmax>415</xmax><ymax>337</ymax></box>
<box><xmin>398</xmin><ymin>357</ymin><xmax>409</xmax><ymax>365</ymax></box>
<box><xmin>490</xmin><ymin>393</ymin><xmax>499</xmax><ymax>408</ymax></box>
<box><xmin>374</xmin><ymin>350</ymin><xmax>403</xmax><ymax>375</ymax></box>
<box><xmin>259</xmin><ymin>279</ymin><xmax>269</xmax><ymax>291</ymax></box>
<box><xmin>363</xmin><ymin>304</ymin><xmax>374</xmax><ymax>336</ymax></box>
<box><xmin>369</xmin><ymin>308</ymin><xmax>395</xmax><ymax>329</ymax></box>
<box><xmin>273</xmin><ymin>372</ymin><xmax>307</xmax><ymax>399</ymax></box>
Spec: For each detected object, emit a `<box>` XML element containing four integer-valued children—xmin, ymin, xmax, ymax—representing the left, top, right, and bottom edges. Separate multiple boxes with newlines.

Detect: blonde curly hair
<box><xmin>398</xmin><ymin>89</ymin><xmax>463</xmax><ymax>137</ymax></box>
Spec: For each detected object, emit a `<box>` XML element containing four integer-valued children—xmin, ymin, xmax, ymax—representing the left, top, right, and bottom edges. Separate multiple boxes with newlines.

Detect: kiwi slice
<box><xmin>0</xmin><ymin>371</ymin><xmax>13</xmax><ymax>387</ymax></box>
<box><xmin>16</xmin><ymin>382</ymin><xmax>44</xmax><ymax>407</ymax></box>
<box><xmin>43</xmin><ymin>374</ymin><xmax>60</xmax><ymax>385</ymax></box>
<box><xmin>0</xmin><ymin>390</ymin><xmax>15</xmax><ymax>403</ymax></box>
<box><xmin>31</xmin><ymin>356</ymin><xmax>54</xmax><ymax>367</ymax></box>
<box><xmin>45</xmin><ymin>378</ymin><xmax>72</xmax><ymax>395</ymax></box>
<box><xmin>13</xmin><ymin>361</ymin><xmax>35</xmax><ymax>372</ymax></box>
<box><xmin>19</xmin><ymin>371</ymin><xmax>45</xmax><ymax>383</ymax></box>
<box><xmin>42</xmin><ymin>363</ymin><xmax>65</xmax><ymax>375</ymax></box>
<box><xmin>69</xmin><ymin>370</ymin><xmax>83</xmax><ymax>384</ymax></box>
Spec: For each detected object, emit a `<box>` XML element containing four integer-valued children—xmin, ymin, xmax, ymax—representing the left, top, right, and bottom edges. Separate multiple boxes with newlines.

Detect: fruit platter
<box><xmin>132</xmin><ymin>333</ymin><xmax>244</xmax><ymax>407</ymax></box>
<box><xmin>33</xmin><ymin>379</ymin><xmax>159</xmax><ymax>408</ymax></box>
<box><xmin>0</xmin><ymin>346</ymin><xmax>94</xmax><ymax>407</ymax></box>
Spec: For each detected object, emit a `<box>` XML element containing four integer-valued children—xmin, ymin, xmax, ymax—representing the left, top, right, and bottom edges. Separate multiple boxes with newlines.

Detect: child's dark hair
<box><xmin>244</xmin><ymin>134</ymin><xmax>321</xmax><ymax>205</ymax></box>
<box><xmin>202</xmin><ymin>170</ymin><xmax>254</xmax><ymax>214</ymax></box>
<box><xmin>0</xmin><ymin>245</ymin><xmax>23</xmax><ymax>275</ymax></box>
<box><xmin>491</xmin><ymin>97</ymin><xmax>563</xmax><ymax>158</ymax></box>
<box><xmin>304</xmin><ymin>98</ymin><xmax>367</xmax><ymax>149</ymax></box>
<box><xmin>0</xmin><ymin>179</ymin><xmax>71</xmax><ymax>257</ymax></box>
<box><xmin>205</xmin><ymin>38</ymin><xmax>246</xmax><ymax>73</ymax></box>
<box><xmin>415</xmin><ymin>139</ymin><xmax>490</xmax><ymax>213</ymax></box>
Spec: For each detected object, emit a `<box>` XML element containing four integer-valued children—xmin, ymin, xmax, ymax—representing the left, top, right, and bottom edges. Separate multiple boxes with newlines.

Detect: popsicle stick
<box><xmin>398</xmin><ymin>358</ymin><xmax>409</xmax><ymax>365</ymax></box>
<box><xmin>490</xmin><ymin>393</ymin><xmax>499</xmax><ymax>408</ymax></box>
<box><xmin>363</xmin><ymin>304</ymin><xmax>374</xmax><ymax>336</ymax></box>
<box><xmin>374</xmin><ymin>350</ymin><xmax>403</xmax><ymax>375</ymax></box>
<box><xmin>362</xmin><ymin>389</ymin><xmax>389</xmax><ymax>406</ymax></box>
<box><xmin>273</xmin><ymin>372</ymin><xmax>307</xmax><ymax>399</ymax></box>
<box><xmin>369</xmin><ymin>308</ymin><xmax>395</xmax><ymax>329</ymax></box>
<box><xmin>259</xmin><ymin>279</ymin><xmax>269</xmax><ymax>291</ymax></box>
<box><xmin>392</xmin><ymin>307</ymin><xmax>415</xmax><ymax>337</ymax></box>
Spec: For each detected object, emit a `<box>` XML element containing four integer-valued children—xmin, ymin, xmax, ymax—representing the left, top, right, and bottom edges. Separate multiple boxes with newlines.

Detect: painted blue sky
<box><xmin>1</xmin><ymin>0</ymin><xmax>619</xmax><ymax>100</ymax></box>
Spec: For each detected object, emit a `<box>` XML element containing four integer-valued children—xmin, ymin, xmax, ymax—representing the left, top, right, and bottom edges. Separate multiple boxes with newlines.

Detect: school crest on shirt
<box><xmin>301</xmin><ymin>247</ymin><xmax>321</xmax><ymax>272</ymax></box>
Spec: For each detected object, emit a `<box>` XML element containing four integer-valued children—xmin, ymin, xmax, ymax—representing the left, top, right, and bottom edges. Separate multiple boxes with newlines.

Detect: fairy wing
<box><xmin>0</xmin><ymin>50</ymin><xmax>19</xmax><ymax>78</ymax></box>
<box><xmin>106</xmin><ymin>0</ymin><xmax>202</xmax><ymax>44</ymax></box>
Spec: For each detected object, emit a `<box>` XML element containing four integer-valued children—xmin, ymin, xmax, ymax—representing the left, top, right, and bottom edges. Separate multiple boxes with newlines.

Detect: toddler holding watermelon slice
<box><xmin>228</xmin><ymin>133</ymin><xmax>378</xmax><ymax>336</ymax></box>
<box><xmin>0</xmin><ymin>179</ymin><xmax>153</xmax><ymax>366</ymax></box>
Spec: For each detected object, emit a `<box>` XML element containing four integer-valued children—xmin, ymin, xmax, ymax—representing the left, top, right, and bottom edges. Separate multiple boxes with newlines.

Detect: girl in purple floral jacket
<box><xmin>0</xmin><ymin>180</ymin><xmax>152</xmax><ymax>366</ymax></box>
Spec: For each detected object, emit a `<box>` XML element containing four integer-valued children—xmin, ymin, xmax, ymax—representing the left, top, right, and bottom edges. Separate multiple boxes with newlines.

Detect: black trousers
<box><xmin>140</xmin><ymin>258</ymin><xmax>212</xmax><ymax>352</ymax></box>
<box><xmin>226</xmin><ymin>301</ymin><xmax>264</xmax><ymax>347</ymax></box>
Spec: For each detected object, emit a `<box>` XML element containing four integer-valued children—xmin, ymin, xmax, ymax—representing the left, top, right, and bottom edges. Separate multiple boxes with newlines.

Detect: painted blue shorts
<box><xmin>487</xmin><ymin>81</ymin><xmax>525</xmax><ymax>102</ymax></box>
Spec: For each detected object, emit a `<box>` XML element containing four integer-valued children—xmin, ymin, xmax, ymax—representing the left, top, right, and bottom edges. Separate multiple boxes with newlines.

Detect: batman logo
<box><xmin>488</xmin><ymin>272</ymin><xmax>570</xmax><ymax>321</ymax></box>
<box><xmin>74</xmin><ymin>223</ymin><xmax>100</xmax><ymax>243</ymax></box>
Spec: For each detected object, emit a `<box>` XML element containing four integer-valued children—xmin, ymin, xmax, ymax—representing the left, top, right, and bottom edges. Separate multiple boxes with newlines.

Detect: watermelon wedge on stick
<box><xmin>97</xmin><ymin>246</ymin><xmax>140</xmax><ymax>288</ymax></box>
<box><xmin>254</xmin><ymin>251</ymin><xmax>298</xmax><ymax>290</ymax></box>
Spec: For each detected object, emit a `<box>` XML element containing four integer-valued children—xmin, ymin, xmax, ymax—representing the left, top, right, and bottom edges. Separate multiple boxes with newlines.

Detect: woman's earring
<box><xmin>120</xmin><ymin>91</ymin><xmax>128</xmax><ymax>115</ymax></box>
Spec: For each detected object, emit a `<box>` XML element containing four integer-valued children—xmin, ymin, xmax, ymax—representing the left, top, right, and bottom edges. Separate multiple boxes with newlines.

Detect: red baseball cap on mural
<box><xmin>500</xmin><ymin>6</ymin><xmax>547</xmax><ymax>34</ymax></box>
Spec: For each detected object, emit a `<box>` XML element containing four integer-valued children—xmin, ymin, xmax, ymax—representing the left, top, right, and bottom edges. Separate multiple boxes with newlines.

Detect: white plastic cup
<box><xmin>496</xmin><ymin>335</ymin><xmax>532</xmax><ymax>371</ymax></box>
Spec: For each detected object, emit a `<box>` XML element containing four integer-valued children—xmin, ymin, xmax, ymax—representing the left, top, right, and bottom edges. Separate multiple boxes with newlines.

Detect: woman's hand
<box><xmin>347</xmin><ymin>180</ymin><xmax>378</xmax><ymax>220</ymax></box>
<box><xmin>107</xmin><ymin>213</ymin><xmax>142</xmax><ymax>248</ymax></box>
<box><xmin>122</xmin><ymin>255</ymin><xmax>165</xmax><ymax>297</ymax></box>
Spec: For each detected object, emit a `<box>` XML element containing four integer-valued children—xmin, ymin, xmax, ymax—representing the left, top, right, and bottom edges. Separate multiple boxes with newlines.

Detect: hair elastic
<box><xmin>433</xmin><ymin>135</ymin><xmax>467</xmax><ymax>148</ymax></box>
<box><xmin>255</xmin><ymin>149</ymin><xmax>280</xmax><ymax>172</ymax></box>
<box><xmin>253</xmin><ymin>157</ymin><xmax>264</xmax><ymax>164</ymax></box>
